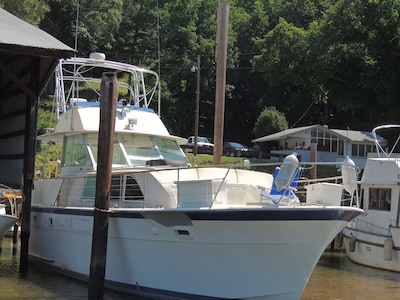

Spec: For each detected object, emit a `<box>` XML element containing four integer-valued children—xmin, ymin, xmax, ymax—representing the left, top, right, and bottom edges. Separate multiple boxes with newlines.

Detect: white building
<box><xmin>252</xmin><ymin>125</ymin><xmax>386</xmax><ymax>169</ymax></box>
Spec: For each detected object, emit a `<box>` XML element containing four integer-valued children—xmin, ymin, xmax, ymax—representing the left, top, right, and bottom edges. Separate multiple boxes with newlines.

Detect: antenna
<box><xmin>74</xmin><ymin>0</ymin><xmax>80</xmax><ymax>52</ymax></box>
<box><xmin>156</xmin><ymin>0</ymin><xmax>161</xmax><ymax>116</ymax></box>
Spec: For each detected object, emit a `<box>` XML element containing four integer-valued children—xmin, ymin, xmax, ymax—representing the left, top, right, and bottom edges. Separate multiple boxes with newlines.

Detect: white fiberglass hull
<box><xmin>343</xmin><ymin>227</ymin><xmax>400</xmax><ymax>272</ymax></box>
<box><xmin>29</xmin><ymin>206</ymin><xmax>362</xmax><ymax>300</ymax></box>
<box><xmin>0</xmin><ymin>204</ymin><xmax>17</xmax><ymax>237</ymax></box>
<box><xmin>0</xmin><ymin>215</ymin><xmax>17</xmax><ymax>237</ymax></box>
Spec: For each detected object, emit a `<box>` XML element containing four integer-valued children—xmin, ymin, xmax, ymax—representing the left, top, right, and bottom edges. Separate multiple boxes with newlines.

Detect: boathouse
<box><xmin>0</xmin><ymin>7</ymin><xmax>74</xmax><ymax>272</ymax></box>
<box><xmin>252</xmin><ymin>124</ymin><xmax>386</xmax><ymax>169</ymax></box>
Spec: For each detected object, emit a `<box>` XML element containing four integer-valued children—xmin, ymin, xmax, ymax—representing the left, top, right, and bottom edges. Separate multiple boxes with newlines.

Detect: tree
<box><xmin>0</xmin><ymin>0</ymin><xmax>49</xmax><ymax>26</ymax></box>
<box><xmin>10</xmin><ymin>0</ymin><xmax>400</xmax><ymax>145</ymax></box>
<box><xmin>40</xmin><ymin>0</ymin><xmax>123</xmax><ymax>53</ymax></box>
<box><xmin>307</xmin><ymin>0</ymin><xmax>400</xmax><ymax>127</ymax></box>
<box><xmin>253</xmin><ymin>106</ymin><xmax>288</xmax><ymax>138</ymax></box>
<box><xmin>252</xmin><ymin>0</ymin><xmax>400</xmax><ymax>131</ymax></box>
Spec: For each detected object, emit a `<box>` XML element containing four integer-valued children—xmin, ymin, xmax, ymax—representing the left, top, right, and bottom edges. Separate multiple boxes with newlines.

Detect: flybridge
<box><xmin>54</xmin><ymin>52</ymin><xmax>159</xmax><ymax>118</ymax></box>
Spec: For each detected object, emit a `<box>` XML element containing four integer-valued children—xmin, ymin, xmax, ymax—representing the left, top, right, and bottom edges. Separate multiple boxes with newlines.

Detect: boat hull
<box><xmin>0</xmin><ymin>215</ymin><xmax>17</xmax><ymax>237</ymax></box>
<box><xmin>343</xmin><ymin>227</ymin><xmax>400</xmax><ymax>272</ymax></box>
<box><xmin>0</xmin><ymin>204</ymin><xmax>18</xmax><ymax>237</ymax></box>
<box><xmin>29</xmin><ymin>206</ymin><xmax>361</xmax><ymax>300</ymax></box>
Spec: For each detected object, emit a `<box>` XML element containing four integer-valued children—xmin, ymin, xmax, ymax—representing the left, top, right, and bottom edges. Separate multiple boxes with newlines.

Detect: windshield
<box><xmin>120</xmin><ymin>134</ymin><xmax>188</xmax><ymax>166</ymax></box>
<box><xmin>197</xmin><ymin>137</ymin><xmax>210</xmax><ymax>143</ymax></box>
<box><xmin>229</xmin><ymin>142</ymin><xmax>244</xmax><ymax>147</ymax></box>
<box><xmin>67</xmin><ymin>133</ymin><xmax>188</xmax><ymax>167</ymax></box>
<box><xmin>153</xmin><ymin>137</ymin><xmax>188</xmax><ymax>163</ymax></box>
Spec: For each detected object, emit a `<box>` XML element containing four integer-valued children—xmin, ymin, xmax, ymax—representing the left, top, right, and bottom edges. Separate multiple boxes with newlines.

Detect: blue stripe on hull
<box><xmin>31</xmin><ymin>206</ymin><xmax>359</xmax><ymax>222</ymax></box>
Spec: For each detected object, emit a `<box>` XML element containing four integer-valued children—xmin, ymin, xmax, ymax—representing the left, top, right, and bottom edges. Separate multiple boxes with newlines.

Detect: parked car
<box><xmin>223</xmin><ymin>142</ymin><xmax>252</xmax><ymax>157</ymax></box>
<box><xmin>181</xmin><ymin>136</ymin><xmax>214</xmax><ymax>154</ymax></box>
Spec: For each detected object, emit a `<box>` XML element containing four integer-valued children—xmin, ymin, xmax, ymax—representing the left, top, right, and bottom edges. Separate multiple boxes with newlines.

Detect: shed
<box><xmin>0</xmin><ymin>8</ymin><xmax>74</xmax><ymax>186</ymax></box>
<box><xmin>0</xmin><ymin>8</ymin><xmax>74</xmax><ymax>273</ymax></box>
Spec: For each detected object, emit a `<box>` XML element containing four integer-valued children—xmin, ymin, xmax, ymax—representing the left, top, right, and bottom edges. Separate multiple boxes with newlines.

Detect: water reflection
<box><xmin>0</xmin><ymin>237</ymin><xmax>141</xmax><ymax>299</ymax></box>
<box><xmin>302</xmin><ymin>250</ymin><xmax>400</xmax><ymax>300</ymax></box>
<box><xmin>1</xmin><ymin>237</ymin><xmax>400</xmax><ymax>299</ymax></box>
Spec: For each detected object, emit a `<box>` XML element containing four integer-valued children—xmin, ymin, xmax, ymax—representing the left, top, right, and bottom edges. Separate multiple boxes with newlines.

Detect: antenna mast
<box><xmin>156</xmin><ymin>0</ymin><xmax>161</xmax><ymax>116</ymax></box>
<box><xmin>74</xmin><ymin>0</ymin><xmax>80</xmax><ymax>52</ymax></box>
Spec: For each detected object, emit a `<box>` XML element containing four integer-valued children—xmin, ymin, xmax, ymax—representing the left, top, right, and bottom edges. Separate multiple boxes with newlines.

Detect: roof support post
<box><xmin>19</xmin><ymin>56</ymin><xmax>39</xmax><ymax>274</ymax></box>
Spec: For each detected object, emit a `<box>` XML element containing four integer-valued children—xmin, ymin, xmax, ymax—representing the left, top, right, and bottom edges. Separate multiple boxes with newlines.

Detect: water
<box><xmin>1</xmin><ymin>236</ymin><xmax>399</xmax><ymax>299</ymax></box>
<box><xmin>0</xmin><ymin>237</ymin><xmax>138</xmax><ymax>300</ymax></box>
<box><xmin>301</xmin><ymin>250</ymin><xmax>400</xmax><ymax>300</ymax></box>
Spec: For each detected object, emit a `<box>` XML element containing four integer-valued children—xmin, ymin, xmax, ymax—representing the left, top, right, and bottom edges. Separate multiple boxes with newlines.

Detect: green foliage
<box><xmin>8</xmin><ymin>0</ymin><xmax>400</xmax><ymax>145</ymax></box>
<box><xmin>1</xmin><ymin>0</ymin><xmax>49</xmax><ymax>26</ymax></box>
<box><xmin>37</xmin><ymin>98</ymin><xmax>57</xmax><ymax>135</ymax></box>
<box><xmin>253</xmin><ymin>106</ymin><xmax>288</xmax><ymax>138</ymax></box>
<box><xmin>35</xmin><ymin>143</ymin><xmax>62</xmax><ymax>178</ymax></box>
<box><xmin>186</xmin><ymin>153</ymin><xmax>245</xmax><ymax>166</ymax></box>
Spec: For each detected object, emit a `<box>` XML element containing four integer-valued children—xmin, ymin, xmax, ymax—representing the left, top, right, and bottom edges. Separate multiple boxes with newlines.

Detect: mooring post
<box><xmin>310</xmin><ymin>143</ymin><xmax>317</xmax><ymax>179</ymax></box>
<box><xmin>88</xmin><ymin>72</ymin><xmax>118</xmax><ymax>299</ymax></box>
<box><xmin>12</xmin><ymin>223</ymin><xmax>18</xmax><ymax>255</ymax></box>
<box><xmin>213</xmin><ymin>2</ymin><xmax>229</xmax><ymax>165</ymax></box>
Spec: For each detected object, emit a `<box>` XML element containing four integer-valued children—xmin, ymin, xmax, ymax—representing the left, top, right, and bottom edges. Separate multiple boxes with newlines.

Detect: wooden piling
<box><xmin>12</xmin><ymin>224</ymin><xmax>18</xmax><ymax>256</ymax></box>
<box><xmin>88</xmin><ymin>72</ymin><xmax>118</xmax><ymax>299</ymax></box>
<box><xmin>213</xmin><ymin>2</ymin><xmax>229</xmax><ymax>165</ymax></box>
<box><xmin>310</xmin><ymin>143</ymin><xmax>317</xmax><ymax>179</ymax></box>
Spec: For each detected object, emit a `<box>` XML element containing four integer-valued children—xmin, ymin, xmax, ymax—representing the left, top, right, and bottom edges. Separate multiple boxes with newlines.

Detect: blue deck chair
<box><xmin>261</xmin><ymin>167</ymin><xmax>301</xmax><ymax>205</ymax></box>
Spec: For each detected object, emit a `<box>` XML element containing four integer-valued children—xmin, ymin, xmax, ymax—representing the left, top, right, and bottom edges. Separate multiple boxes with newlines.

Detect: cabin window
<box><xmin>153</xmin><ymin>137</ymin><xmax>188</xmax><ymax>164</ymax></box>
<box><xmin>110</xmin><ymin>175</ymin><xmax>144</xmax><ymax>202</ymax></box>
<box><xmin>124</xmin><ymin>176</ymin><xmax>144</xmax><ymax>201</ymax></box>
<box><xmin>81</xmin><ymin>175</ymin><xmax>144</xmax><ymax>202</ymax></box>
<box><xmin>120</xmin><ymin>135</ymin><xmax>158</xmax><ymax>166</ymax></box>
<box><xmin>85</xmin><ymin>134</ymin><xmax>128</xmax><ymax>166</ymax></box>
<box><xmin>368</xmin><ymin>188</ymin><xmax>391</xmax><ymax>211</ymax></box>
<box><xmin>81</xmin><ymin>177</ymin><xmax>96</xmax><ymax>200</ymax></box>
<box><xmin>63</xmin><ymin>135</ymin><xmax>91</xmax><ymax>166</ymax></box>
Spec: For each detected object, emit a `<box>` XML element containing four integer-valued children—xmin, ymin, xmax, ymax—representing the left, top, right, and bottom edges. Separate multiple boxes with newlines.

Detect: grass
<box><xmin>186</xmin><ymin>153</ymin><xmax>341</xmax><ymax>180</ymax></box>
<box><xmin>186</xmin><ymin>153</ymin><xmax>246</xmax><ymax>166</ymax></box>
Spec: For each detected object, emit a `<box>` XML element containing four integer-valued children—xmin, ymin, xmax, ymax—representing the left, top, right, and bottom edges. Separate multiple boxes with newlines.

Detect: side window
<box><xmin>124</xmin><ymin>176</ymin><xmax>144</xmax><ymax>201</ymax></box>
<box><xmin>368</xmin><ymin>188</ymin><xmax>391</xmax><ymax>211</ymax></box>
<box><xmin>110</xmin><ymin>176</ymin><xmax>122</xmax><ymax>201</ymax></box>
<box><xmin>81</xmin><ymin>177</ymin><xmax>96</xmax><ymax>200</ymax></box>
<box><xmin>82</xmin><ymin>175</ymin><xmax>144</xmax><ymax>202</ymax></box>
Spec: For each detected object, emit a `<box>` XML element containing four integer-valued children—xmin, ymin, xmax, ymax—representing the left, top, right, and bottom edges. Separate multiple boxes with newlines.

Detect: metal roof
<box><xmin>0</xmin><ymin>8</ymin><xmax>74</xmax><ymax>56</ymax></box>
<box><xmin>252</xmin><ymin>125</ymin><xmax>385</xmax><ymax>144</ymax></box>
<box><xmin>252</xmin><ymin>125</ymin><xmax>317</xmax><ymax>143</ymax></box>
<box><xmin>330</xmin><ymin>129</ymin><xmax>382</xmax><ymax>144</ymax></box>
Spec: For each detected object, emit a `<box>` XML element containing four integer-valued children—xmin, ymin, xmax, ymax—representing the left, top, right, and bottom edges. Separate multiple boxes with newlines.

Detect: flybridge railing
<box><xmin>372</xmin><ymin>124</ymin><xmax>400</xmax><ymax>158</ymax></box>
<box><xmin>54</xmin><ymin>56</ymin><xmax>159</xmax><ymax>118</ymax></box>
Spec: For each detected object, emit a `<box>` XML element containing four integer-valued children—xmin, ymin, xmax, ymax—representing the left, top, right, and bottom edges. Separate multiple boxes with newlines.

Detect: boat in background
<box><xmin>0</xmin><ymin>184</ymin><xmax>19</xmax><ymax>237</ymax></box>
<box><xmin>29</xmin><ymin>53</ymin><xmax>363</xmax><ymax>300</ymax></box>
<box><xmin>343</xmin><ymin>124</ymin><xmax>400</xmax><ymax>272</ymax></box>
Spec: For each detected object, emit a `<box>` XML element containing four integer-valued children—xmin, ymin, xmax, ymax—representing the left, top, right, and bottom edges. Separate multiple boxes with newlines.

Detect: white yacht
<box><xmin>29</xmin><ymin>53</ymin><xmax>363</xmax><ymax>300</ymax></box>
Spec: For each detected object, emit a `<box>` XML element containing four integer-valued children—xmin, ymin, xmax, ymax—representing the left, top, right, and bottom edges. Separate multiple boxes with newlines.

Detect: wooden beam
<box><xmin>0</xmin><ymin>59</ymin><xmax>36</xmax><ymax>100</ymax></box>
